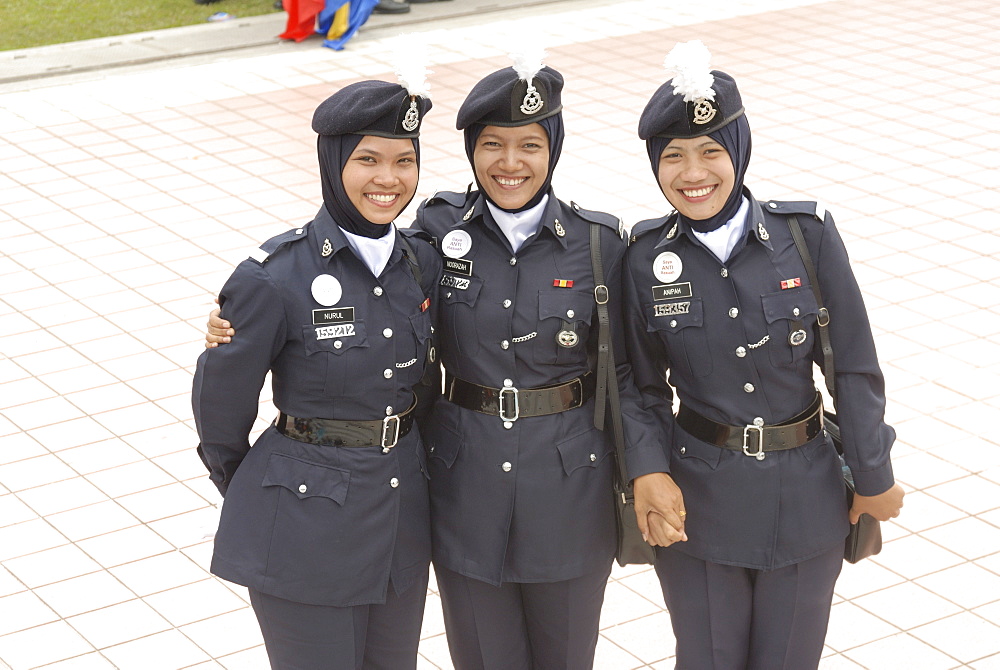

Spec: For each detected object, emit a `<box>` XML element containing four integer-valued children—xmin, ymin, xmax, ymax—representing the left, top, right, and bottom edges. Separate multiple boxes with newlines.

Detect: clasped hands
<box><xmin>633</xmin><ymin>472</ymin><xmax>687</xmax><ymax>547</ymax></box>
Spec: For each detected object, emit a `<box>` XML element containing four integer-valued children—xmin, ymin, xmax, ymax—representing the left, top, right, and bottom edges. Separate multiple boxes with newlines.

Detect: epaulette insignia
<box><xmin>249</xmin><ymin>247</ymin><xmax>269</xmax><ymax>263</ymax></box>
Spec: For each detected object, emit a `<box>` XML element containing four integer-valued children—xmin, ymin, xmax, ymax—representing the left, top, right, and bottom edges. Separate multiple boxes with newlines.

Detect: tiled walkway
<box><xmin>1</xmin><ymin>0</ymin><xmax>999</xmax><ymax>667</ymax></box>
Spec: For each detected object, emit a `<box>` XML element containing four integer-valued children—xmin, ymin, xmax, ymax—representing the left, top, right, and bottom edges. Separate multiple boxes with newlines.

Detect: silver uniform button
<box><xmin>501</xmin><ymin>340</ymin><xmax>510</xmax><ymax>350</ymax></box>
<box><xmin>729</xmin><ymin>307</ymin><xmax>739</xmax><ymax>318</ymax></box>
<box><xmin>386</xmin><ymin>406</ymin><xmax>393</xmax><ymax>415</ymax></box>
<box><xmin>334</xmin><ymin>340</ymin><xmax>343</xmax><ymax>349</ymax></box>
<box><xmin>754</xmin><ymin>417</ymin><xmax>764</xmax><ymax>427</ymax></box>
<box><xmin>373</xmin><ymin>286</ymin><xmax>383</xmax><ymax>296</ymax></box>
<box><xmin>446</xmin><ymin>292</ymin><xmax>452</xmax><ymax>299</ymax></box>
<box><xmin>768</xmin><ymin>202</ymin><xmax>778</xmax><ymax>208</ymax></box>
<box><xmin>390</xmin><ymin>478</ymin><xmax>399</xmax><ymax>488</ymax></box>
<box><xmin>383</xmin><ymin>328</ymin><xmax>393</xmax><ymax>338</ymax></box>
<box><xmin>502</xmin><ymin>462</ymin><xmax>512</xmax><ymax>472</ymax></box>
<box><xmin>793</xmin><ymin>307</ymin><xmax>800</xmax><ymax>317</ymax></box>
<box><xmin>503</xmin><ymin>299</ymin><xmax>512</xmax><ymax>308</ymax></box>
<box><xmin>504</xmin><ymin>379</ymin><xmax>513</xmax><ymax>387</ymax></box>
<box><xmin>736</xmin><ymin>346</ymin><xmax>747</xmax><ymax>358</ymax></box>
<box><xmin>509</xmin><ymin>257</ymin><xmax>517</xmax><ymax>266</ymax></box>
<box><xmin>503</xmin><ymin>421</ymin><xmax>513</xmax><ymax>430</ymax></box>
<box><xmin>384</xmin><ymin>369</ymin><xmax>393</xmax><ymax>379</ymax></box>
<box><xmin>670</xmin><ymin>320</ymin><xmax>678</xmax><ymax>328</ymax></box>
<box><xmin>721</xmin><ymin>268</ymin><xmax>729</xmax><ymax>278</ymax></box>
<box><xmin>566</xmin><ymin>309</ymin><xmax>575</xmax><ymax>319</ymax></box>
<box><xmin>744</xmin><ymin>383</ymin><xmax>755</xmax><ymax>393</ymax></box>
<box><xmin>589</xmin><ymin>453</ymin><xmax>597</xmax><ymax>462</ymax></box>
<box><xmin>295</xmin><ymin>228</ymin><xmax>304</xmax><ymax>235</ymax></box>
<box><xmin>680</xmin><ymin>447</ymin><xmax>686</xmax><ymax>454</ymax></box>
<box><xmin>298</xmin><ymin>484</ymin><xmax>307</xmax><ymax>493</ymax></box>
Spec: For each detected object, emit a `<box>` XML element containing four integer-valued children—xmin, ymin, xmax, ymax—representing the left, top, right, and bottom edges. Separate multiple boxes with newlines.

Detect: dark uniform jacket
<box><xmin>192</xmin><ymin>205</ymin><xmax>442</xmax><ymax>607</ymax></box>
<box><xmin>414</xmin><ymin>189</ymin><xmax>663</xmax><ymax>586</ymax></box>
<box><xmin>623</xmin><ymin>193</ymin><xmax>895</xmax><ymax>570</ymax></box>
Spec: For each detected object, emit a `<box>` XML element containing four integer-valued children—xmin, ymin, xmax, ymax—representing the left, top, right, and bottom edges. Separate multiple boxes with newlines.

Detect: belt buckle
<box><xmin>499</xmin><ymin>383</ymin><xmax>519</xmax><ymax>423</ymax></box>
<box><xmin>382</xmin><ymin>415</ymin><xmax>401</xmax><ymax>453</ymax></box>
<box><xmin>742</xmin><ymin>424</ymin><xmax>765</xmax><ymax>460</ymax></box>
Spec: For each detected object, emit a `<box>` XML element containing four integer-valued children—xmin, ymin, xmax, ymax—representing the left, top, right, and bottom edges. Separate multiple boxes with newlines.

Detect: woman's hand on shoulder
<box><xmin>205</xmin><ymin>298</ymin><xmax>235</xmax><ymax>348</ymax></box>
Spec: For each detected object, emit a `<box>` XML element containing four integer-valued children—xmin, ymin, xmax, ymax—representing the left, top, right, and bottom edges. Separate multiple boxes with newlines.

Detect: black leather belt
<box><xmin>676</xmin><ymin>393</ymin><xmax>824</xmax><ymax>460</ymax></box>
<box><xmin>445</xmin><ymin>372</ymin><xmax>595</xmax><ymax>422</ymax></box>
<box><xmin>275</xmin><ymin>397</ymin><xmax>415</xmax><ymax>451</ymax></box>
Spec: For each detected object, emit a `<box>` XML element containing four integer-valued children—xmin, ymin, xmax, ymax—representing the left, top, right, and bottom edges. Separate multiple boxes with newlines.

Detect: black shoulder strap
<box><xmin>589</xmin><ymin>223</ymin><xmax>632</xmax><ymax>501</ymax></box>
<box><xmin>786</xmin><ymin>215</ymin><xmax>835</xmax><ymax>401</ymax></box>
<box><xmin>397</xmin><ymin>234</ymin><xmax>422</xmax><ymax>287</ymax></box>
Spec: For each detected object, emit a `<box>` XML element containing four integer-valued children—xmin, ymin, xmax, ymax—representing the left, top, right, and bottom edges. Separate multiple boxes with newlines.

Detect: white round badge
<box><xmin>441</xmin><ymin>230</ymin><xmax>473</xmax><ymax>258</ymax></box>
<box><xmin>310</xmin><ymin>274</ymin><xmax>342</xmax><ymax>307</ymax></box>
<box><xmin>652</xmin><ymin>251</ymin><xmax>683</xmax><ymax>283</ymax></box>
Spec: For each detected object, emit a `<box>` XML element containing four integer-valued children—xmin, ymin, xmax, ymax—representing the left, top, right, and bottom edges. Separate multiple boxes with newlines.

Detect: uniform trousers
<box><xmin>436</xmin><ymin>562</ymin><xmax>613</xmax><ymax>670</ymax></box>
<box><xmin>655</xmin><ymin>545</ymin><xmax>843</xmax><ymax>670</ymax></box>
<box><xmin>248</xmin><ymin>568</ymin><xmax>429</xmax><ymax>670</ymax></box>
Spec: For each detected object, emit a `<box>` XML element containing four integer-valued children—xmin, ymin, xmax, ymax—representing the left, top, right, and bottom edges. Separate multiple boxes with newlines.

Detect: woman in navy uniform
<box><xmin>412</xmin><ymin>55</ymin><xmax>664</xmax><ymax>670</ymax></box>
<box><xmin>192</xmin><ymin>78</ymin><xmax>441</xmax><ymax>670</ymax></box>
<box><xmin>622</xmin><ymin>41</ymin><xmax>905</xmax><ymax>668</ymax></box>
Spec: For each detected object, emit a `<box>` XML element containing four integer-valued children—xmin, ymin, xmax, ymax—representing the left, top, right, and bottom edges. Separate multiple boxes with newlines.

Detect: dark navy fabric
<box><xmin>655</xmin><ymin>544</ymin><xmax>843</xmax><ymax>670</ymax></box>
<box><xmin>193</xmin><ymin>205</ymin><xmax>442</xmax><ymax>607</ymax></box>
<box><xmin>413</xmin><ymin>189</ymin><xmax>664</xmax><ymax>587</ymax></box>
<box><xmin>435</xmin><ymin>563</ymin><xmax>612</xmax><ymax>670</ymax></box>
<box><xmin>249</xmin><ymin>569</ymin><xmax>429</xmax><ymax>670</ymax></box>
<box><xmin>623</xmin><ymin>194</ymin><xmax>895</xmax><ymax>571</ymax></box>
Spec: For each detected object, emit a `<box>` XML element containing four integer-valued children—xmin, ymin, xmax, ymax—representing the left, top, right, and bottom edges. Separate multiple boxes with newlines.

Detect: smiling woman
<box><xmin>340</xmin><ymin>138</ymin><xmax>418</xmax><ymax>225</ymax></box>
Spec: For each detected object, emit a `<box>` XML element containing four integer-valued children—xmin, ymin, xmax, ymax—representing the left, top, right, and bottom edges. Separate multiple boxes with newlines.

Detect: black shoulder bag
<box><xmin>786</xmin><ymin>215</ymin><xmax>882</xmax><ymax>564</ymax></box>
<box><xmin>590</xmin><ymin>224</ymin><xmax>655</xmax><ymax>566</ymax></box>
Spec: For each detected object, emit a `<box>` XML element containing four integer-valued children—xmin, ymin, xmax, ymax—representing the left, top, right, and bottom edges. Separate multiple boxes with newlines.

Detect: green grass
<box><xmin>1</xmin><ymin>0</ymin><xmax>283</xmax><ymax>51</ymax></box>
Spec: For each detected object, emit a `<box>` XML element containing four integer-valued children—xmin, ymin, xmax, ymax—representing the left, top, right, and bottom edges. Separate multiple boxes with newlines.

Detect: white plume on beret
<box><xmin>392</xmin><ymin>33</ymin><xmax>432</xmax><ymax>98</ymax></box>
<box><xmin>664</xmin><ymin>40</ymin><xmax>715</xmax><ymax>102</ymax></box>
<box><xmin>509</xmin><ymin>40</ymin><xmax>547</xmax><ymax>84</ymax></box>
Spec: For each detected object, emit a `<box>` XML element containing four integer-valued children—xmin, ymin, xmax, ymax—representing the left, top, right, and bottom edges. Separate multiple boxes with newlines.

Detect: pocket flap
<box><xmin>303</xmin><ymin>321</ymin><xmax>369</xmax><ymax>356</ymax></box>
<box><xmin>409</xmin><ymin>309</ymin><xmax>432</xmax><ymax>344</ymax></box>
<box><xmin>262</xmin><ymin>453</ymin><xmax>350</xmax><ymax>505</ymax></box>
<box><xmin>556</xmin><ymin>428</ymin><xmax>610</xmax><ymax>475</ymax></box>
<box><xmin>761</xmin><ymin>287</ymin><xmax>818</xmax><ymax>324</ymax></box>
<box><xmin>538</xmin><ymin>290</ymin><xmax>593</xmax><ymax>325</ymax></box>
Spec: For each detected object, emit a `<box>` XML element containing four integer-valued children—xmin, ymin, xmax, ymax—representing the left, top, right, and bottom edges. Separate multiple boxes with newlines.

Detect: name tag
<box><xmin>315</xmin><ymin>324</ymin><xmax>356</xmax><ymax>340</ymax></box>
<box><xmin>653</xmin><ymin>302</ymin><xmax>691</xmax><ymax>317</ymax></box>
<box><xmin>313</xmin><ymin>307</ymin><xmax>355</xmax><ymax>325</ymax></box>
<box><xmin>443</xmin><ymin>258</ymin><xmax>473</xmax><ymax>276</ymax></box>
<box><xmin>440</xmin><ymin>275</ymin><xmax>471</xmax><ymax>290</ymax></box>
<box><xmin>652</xmin><ymin>282</ymin><xmax>692</xmax><ymax>301</ymax></box>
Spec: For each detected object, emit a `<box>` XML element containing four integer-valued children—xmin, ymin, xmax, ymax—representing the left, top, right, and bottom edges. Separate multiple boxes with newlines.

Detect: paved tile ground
<box><xmin>1</xmin><ymin>0</ymin><xmax>999</xmax><ymax>667</ymax></box>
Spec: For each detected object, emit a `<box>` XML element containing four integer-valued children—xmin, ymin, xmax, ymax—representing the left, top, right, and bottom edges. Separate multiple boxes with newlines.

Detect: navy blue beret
<box><xmin>456</xmin><ymin>65</ymin><xmax>563</xmax><ymax>130</ymax></box>
<box><xmin>638</xmin><ymin>70</ymin><xmax>744</xmax><ymax>140</ymax></box>
<box><xmin>312</xmin><ymin>80</ymin><xmax>432</xmax><ymax>139</ymax></box>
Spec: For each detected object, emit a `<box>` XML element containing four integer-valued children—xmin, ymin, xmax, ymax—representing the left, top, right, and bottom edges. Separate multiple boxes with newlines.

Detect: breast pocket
<box><xmin>646</xmin><ymin>297</ymin><xmax>712</xmax><ymax>377</ymax></box>
<box><xmin>302</xmin><ymin>321</ymin><xmax>370</xmax><ymax>396</ymax></box>
<box><xmin>534</xmin><ymin>290</ymin><xmax>594</xmax><ymax>366</ymax></box>
<box><xmin>397</xmin><ymin>309</ymin><xmax>432</xmax><ymax>387</ymax></box>
<box><xmin>439</xmin><ymin>274</ymin><xmax>484</xmax><ymax>357</ymax></box>
<box><xmin>761</xmin><ymin>287</ymin><xmax>819</xmax><ymax>367</ymax></box>
<box><xmin>262</xmin><ymin>453</ymin><xmax>351</xmax><ymax>505</ymax></box>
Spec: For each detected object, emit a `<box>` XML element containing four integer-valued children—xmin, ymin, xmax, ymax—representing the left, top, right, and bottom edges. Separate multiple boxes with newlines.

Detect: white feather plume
<box><xmin>392</xmin><ymin>33</ymin><xmax>431</xmax><ymax>98</ymax></box>
<box><xmin>663</xmin><ymin>40</ymin><xmax>715</xmax><ymax>102</ymax></box>
<box><xmin>509</xmin><ymin>40</ymin><xmax>547</xmax><ymax>83</ymax></box>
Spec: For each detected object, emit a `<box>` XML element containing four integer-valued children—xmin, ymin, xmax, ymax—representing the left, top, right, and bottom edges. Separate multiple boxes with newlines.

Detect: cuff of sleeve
<box><xmin>851</xmin><ymin>460</ymin><xmax>895</xmax><ymax>497</ymax></box>
<box><xmin>625</xmin><ymin>444</ymin><xmax>671</xmax><ymax>481</ymax></box>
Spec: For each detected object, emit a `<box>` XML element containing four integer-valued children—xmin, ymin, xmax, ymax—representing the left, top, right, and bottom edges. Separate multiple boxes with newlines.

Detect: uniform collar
<box><xmin>463</xmin><ymin>189</ymin><xmax>570</xmax><ymax>250</ymax></box>
<box><xmin>311</xmin><ymin>205</ymin><xmax>405</xmax><ymax>265</ymax></box>
<box><xmin>654</xmin><ymin>188</ymin><xmax>773</xmax><ymax>253</ymax></box>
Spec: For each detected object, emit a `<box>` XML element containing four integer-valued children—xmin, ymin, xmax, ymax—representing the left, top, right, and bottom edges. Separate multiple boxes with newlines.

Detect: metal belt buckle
<box><xmin>499</xmin><ymin>383</ymin><xmax>520</xmax><ymax>423</ymax></box>
<box><xmin>381</xmin><ymin>415</ymin><xmax>401</xmax><ymax>452</ymax></box>
<box><xmin>594</xmin><ymin>284</ymin><xmax>609</xmax><ymax>305</ymax></box>
<box><xmin>742</xmin><ymin>424</ymin><xmax>766</xmax><ymax>460</ymax></box>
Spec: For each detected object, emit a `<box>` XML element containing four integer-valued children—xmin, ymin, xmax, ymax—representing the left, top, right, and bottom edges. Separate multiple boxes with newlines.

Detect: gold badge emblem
<box><xmin>691</xmin><ymin>98</ymin><xmax>717</xmax><ymax>125</ymax></box>
<box><xmin>401</xmin><ymin>98</ymin><xmax>419</xmax><ymax>132</ymax></box>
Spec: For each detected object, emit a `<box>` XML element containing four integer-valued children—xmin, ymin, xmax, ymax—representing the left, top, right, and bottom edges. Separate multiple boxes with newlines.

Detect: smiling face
<box><xmin>656</xmin><ymin>136</ymin><xmax>735</xmax><ymax>220</ymax></box>
<box><xmin>341</xmin><ymin>135</ymin><xmax>418</xmax><ymax>225</ymax></box>
<box><xmin>473</xmin><ymin>123</ymin><xmax>550</xmax><ymax>210</ymax></box>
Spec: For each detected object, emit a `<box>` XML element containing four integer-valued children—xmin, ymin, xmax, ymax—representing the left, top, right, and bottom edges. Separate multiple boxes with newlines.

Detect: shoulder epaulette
<box><xmin>762</xmin><ymin>200</ymin><xmax>828</xmax><ymax>222</ymax></box>
<box><xmin>628</xmin><ymin>214</ymin><xmax>673</xmax><ymax>242</ymax></box>
<box><xmin>399</xmin><ymin>226</ymin><xmax>434</xmax><ymax>243</ymax></box>
<box><xmin>568</xmin><ymin>201</ymin><xmax>624</xmax><ymax>236</ymax></box>
<box><xmin>247</xmin><ymin>225</ymin><xmax>309</xmax><ymax>264</ymax></box>
<box><xmin>422</xmin><ymin>189</ymin><xmax>470</xmax><ymax>209</ymax></box>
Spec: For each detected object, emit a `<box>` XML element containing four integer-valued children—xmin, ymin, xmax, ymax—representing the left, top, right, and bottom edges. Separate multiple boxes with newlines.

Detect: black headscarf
<box><xmin>645</xmin><ymin>108</ymin><xmax>752</xmax><ymax>233</ymax></box>
<box><xmin>462</xmin><ymin>113</ymin><xmax>564</xmax><ymax>213</ymax></box>
<box><xmin>317</xmin><ymin>133</ymin><xmax>421</xmax><ymax>239</ymax></box>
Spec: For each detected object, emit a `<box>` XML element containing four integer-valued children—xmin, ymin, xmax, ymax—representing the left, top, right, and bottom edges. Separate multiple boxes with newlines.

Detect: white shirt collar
<box><xmin>692</xmin><ymin>196</ymin><xmax>750</xmax><ymax>263</ymax></box>
<box><xmin>486</xmin><ymin>194</ymin><xmax>550</xmax><ymax>253</ymax></box>
<box><xmin>341</xmin><ymin>223</ymin><xmax>396</xmax><ymax>277</ymax></box>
